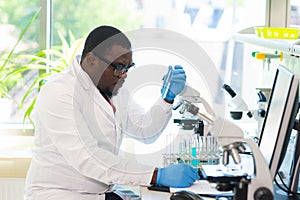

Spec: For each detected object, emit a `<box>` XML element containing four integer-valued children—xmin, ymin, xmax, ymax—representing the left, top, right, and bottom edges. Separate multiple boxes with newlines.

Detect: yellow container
<box><xmin>255</xmin><ymin>27</ymin><xmax>299</xmax><ymax>39</ymax></box>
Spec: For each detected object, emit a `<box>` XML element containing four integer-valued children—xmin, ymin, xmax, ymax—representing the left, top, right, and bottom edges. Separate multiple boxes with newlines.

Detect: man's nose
<box><xmin>118</xmin><ymin>72</ymin><xmax>127</xmax><ymax>79</ymax></box>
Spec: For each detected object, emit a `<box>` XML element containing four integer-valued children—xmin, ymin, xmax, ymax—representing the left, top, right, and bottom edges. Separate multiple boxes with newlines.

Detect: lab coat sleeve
<box><xmin>112</xmin><ymin>86</ymin><xmax>173</xmax><ymax>144</ymax></box>
<box><xmin>35</xmin><ymin>82</ymin><xmax>155</xmax><ymax>186</ymax></box>
<box><xmin>124</xmin><ymin>97</ymin><xmax>173</xmax><ymax>144</ymax></box>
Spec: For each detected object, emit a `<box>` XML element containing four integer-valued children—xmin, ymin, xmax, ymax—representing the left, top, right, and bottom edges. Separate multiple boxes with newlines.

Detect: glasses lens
<box><xmin>96</xmin><ymin>55</ymin><xmax>135</xmax><ymax>76</ymax></box>
<box><xmin>114</xmin><ymin>63</ymin><xmax>134</xmax><ymax>76</ymax></box>
<box><xmin>114</xmin><ymin>65</ymin><xmax>128</xmax><ymax>76</ymax></box>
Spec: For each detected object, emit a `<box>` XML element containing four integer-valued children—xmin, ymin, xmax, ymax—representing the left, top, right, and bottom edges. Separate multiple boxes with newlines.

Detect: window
<box><xmin>0</xmin><ymin>1</ymin><xmax>40</xmax><ymax>124</ymax></box>
<box><xmin>0</xmin><ymin>0</ymin><xmax>268</xmax><ymax>126</ymax></box>
<box><xmin>291</xmin><ymin>0</ymin><xmax>300</xmax><ymax>27</ymax></box>
<box><xmin>51</xmin><ymin>0</ymin><xmax>142</xmax><ymax>46</ymax></box>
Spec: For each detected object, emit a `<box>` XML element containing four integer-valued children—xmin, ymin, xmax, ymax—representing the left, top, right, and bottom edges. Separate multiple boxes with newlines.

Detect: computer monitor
<box><xmin>258</xmin><ymin>64</ymin><xmax>299</xmax><ymax>185</ymax></box>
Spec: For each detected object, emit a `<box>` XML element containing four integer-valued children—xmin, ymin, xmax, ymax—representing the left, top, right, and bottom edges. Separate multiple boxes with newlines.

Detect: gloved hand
<box><xmin>161</xmin><ymin>65</ymin><xmax>186</xmax><ymax>101</ymax></box>
<box><xmin>156</xmin><ymin>163</ymin><xmax>200</xmax><ymax>188</ymax></box>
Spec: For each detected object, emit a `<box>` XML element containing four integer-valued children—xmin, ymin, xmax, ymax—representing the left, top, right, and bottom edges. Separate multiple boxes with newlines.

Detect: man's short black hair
<box><xmin>81</xmin><ymin>25</ymin><xmax>131</xmax><ymax>61</ymax></box>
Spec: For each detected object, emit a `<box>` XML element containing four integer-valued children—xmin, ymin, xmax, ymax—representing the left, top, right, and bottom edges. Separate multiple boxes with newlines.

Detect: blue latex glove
<box><xmin>161</xmin><ymin>65</ymin><xmax>186</xmax><ymax>101</ymax></box>
<box><xmin>156</xmin><ymin>163</ymin><xmax>200</xmax><ymax>188</ymax></box>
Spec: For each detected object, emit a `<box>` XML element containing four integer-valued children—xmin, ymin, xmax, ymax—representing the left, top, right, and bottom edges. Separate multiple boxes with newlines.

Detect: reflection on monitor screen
<box><xmin>258</xmin><ymin>64</ymin><xmax>299</xmax><ymax>183</ymax></box>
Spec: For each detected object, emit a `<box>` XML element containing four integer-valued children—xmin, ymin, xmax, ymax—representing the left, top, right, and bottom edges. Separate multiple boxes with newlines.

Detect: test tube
<box><xmin>161</xmin><ymin>66</ymin><xmax>173</xmax><ymax>99</ymax></box>
<box><xmin>191</xmin><ymin>135</ymin><xmax>200</xmax><ymax>167</ymax></box>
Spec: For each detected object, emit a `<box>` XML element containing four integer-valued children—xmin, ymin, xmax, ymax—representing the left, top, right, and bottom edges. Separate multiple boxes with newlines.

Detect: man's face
<box><xmin>97</xmin><ymin>45</ymin><xmax>133</xmax><ymax>97</ymax></box>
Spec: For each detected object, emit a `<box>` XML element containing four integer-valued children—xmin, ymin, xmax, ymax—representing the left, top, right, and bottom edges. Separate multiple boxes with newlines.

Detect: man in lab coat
<box><xmin>24</xmin><ymin>25</ymin><xmax>199</xmax><ymax>200</ymax></box>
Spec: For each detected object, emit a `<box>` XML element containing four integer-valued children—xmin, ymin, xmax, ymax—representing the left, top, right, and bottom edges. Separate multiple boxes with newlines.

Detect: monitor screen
<box><xmin>258</xmin><ymin>64</ymin><xmax>299</xmax><ymax>181</ymax></box>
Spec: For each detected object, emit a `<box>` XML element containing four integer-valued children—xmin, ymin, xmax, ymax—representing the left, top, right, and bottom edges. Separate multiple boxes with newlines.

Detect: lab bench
<box><xmin>140</xmin><ymin>186</ymin><xmax>215</xmax><ymax>200</ymax></box>
<box><xmin>140</xmin><ymin>185</ymin><xmax>300</xmax><ymax>200</ymax></box>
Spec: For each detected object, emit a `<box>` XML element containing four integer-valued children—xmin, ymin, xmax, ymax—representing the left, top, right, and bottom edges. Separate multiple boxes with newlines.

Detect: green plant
<box><xmin>9</xmin><ymin>31</ymin><xmax>84</xmax><ymax>125</ymax></box>
<box><xmin>0</xmin><ymin>8</ymin><xmax>40</xmax><ymax>98</ymax></box>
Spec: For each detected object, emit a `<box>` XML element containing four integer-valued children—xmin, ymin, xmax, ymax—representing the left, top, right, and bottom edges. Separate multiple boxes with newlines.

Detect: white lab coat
<box><xmin>24</xmin><ymin>55</ymin><xmax>172</xmax><ymax>200</ymax></box>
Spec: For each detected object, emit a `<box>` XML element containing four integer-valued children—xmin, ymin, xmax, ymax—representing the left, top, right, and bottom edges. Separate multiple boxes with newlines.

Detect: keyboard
<box><xmin>170</xmin><ymin>180</ymin><xmax>233</xmax><ymax>196</ymax></box>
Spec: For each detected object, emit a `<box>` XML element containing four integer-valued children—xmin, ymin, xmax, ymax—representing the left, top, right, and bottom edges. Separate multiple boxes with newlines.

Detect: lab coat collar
<box><xmin>72</xmin><ymin>55</ymin><xmax>92</xmax><ymax>91</ymax></box>
<box><xmin>72</xmin><ymin>55</ymin><xmax>116</xmax><ymax>117</ymax></box>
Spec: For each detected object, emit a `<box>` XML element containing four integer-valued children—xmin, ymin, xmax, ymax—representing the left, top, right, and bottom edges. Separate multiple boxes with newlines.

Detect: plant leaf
<box><xmin>0</xmin><ymin>7</ymin><xmax>41</xmax><ymax>71</ymax></box>
<box><xmin>23</xmin><ymin>97</ymin><xmax>36</xmax><ymax>127</ymax></box>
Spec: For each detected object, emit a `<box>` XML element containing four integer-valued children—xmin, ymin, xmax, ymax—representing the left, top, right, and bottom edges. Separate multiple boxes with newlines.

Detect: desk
<box><xmin>140</xmin><ymin>185</ymin><xmax>300</xmax><ymax>200</ymax></box>
<box><xmin>140</xmin><ymin>186</ymin><xmax>170</xmax><ymax>199</ymax></box>
<box><xmin>140</xmin><ymin>186</ymin><xmax>215</xmax><ymax>200</ymax></box>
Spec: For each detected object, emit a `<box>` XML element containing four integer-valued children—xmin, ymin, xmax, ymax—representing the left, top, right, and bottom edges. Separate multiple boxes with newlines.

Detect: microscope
<box><xmin>175</xmin><ymin>99</ymin><xmax>274</xmax><ymax>200</ymax></box>
<box><xmin>222</xmin><ymin>84</ymin><xmax>267</xmax><ymax>140</ymax></box>
<box><xmin>173</xmin><ymin>85</ymin><xmax>215</xmax><ymax>135</ymax></box>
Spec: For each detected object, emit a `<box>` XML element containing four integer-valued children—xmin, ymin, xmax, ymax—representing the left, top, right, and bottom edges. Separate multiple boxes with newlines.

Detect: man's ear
<box><xmin>86</xmin><ymin>52</ymin><xmax>98</xmax><ymax>65</ymax></box>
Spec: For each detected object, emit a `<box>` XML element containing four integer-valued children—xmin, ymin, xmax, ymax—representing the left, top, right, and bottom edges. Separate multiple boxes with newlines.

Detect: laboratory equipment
<box><xmin>164</xmin><ymin>85</ymin><xmax>220</xmax><ymax>168</ymax></box>
<box><xmin>256</xmin><ymin>89</ymin><xmax>267</xmax><ymax>137</ymax></box>
<box><xmin>172</xmin><ymin>86</ymin><xmax>210</xmax><ymax>133</ymax></box>
<box><xmin>161</xmin><ymin>66</ymin><xmax>173</xmax><ymax>99</ymax></box>
<box><xmin>173</xmin><ymin>118</ymin><xmax>204</xmax><ymax>133</ymax></box>
<box><xmin>222</xmin><ymin>84</ymin><xmax>252</xmax><ymax>118</ymax></box>
<box><xmin>222</xmin><ymin>84</ymin><xmax>267</xmax><ymax>138</ymax></box>
<box><xmin>176</xmin><ymin>99</ymin><xmax>274</xmax><ymax>200</ymax></box>
<box><xmin>163</xmin><ymin>133</ymin><xmax>220</xmax><ymax>167</ymax></box>
<box><xmin>252</xmin><ymin>51</ymin><xmax>283</xmax><ymax>70</ymax></box>
<box><xmin>163</xmin><ymin>86</ymin><xmax>220</xmax><ymax>167</ymax></box>
<box><xmin>258</xmin><ymin>64</ymin><xmax>300</xmax><ymax>196</ymax></box>
<box><xmin>175</xmin><ymin>91</ymin><xmax>216</xmax><ymax>125</ymax></box>
<box><xmin>173</xmin><ymin>85</ymin><xmax>216</xmax><ymax>121</ymax></box>
<box><xmin>254</xmin><ymin>27</ymin><xmax>299</xmax><ymax>40</ymax></box>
